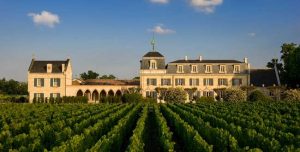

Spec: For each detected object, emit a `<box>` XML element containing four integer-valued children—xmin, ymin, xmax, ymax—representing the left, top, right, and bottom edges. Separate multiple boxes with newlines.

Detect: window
<box><xmin>189</xmin><ymin>78</ymin><xmax>199</xmax><ymax>86</ymax></box>
<box><xmin>161</xmin><ymin>79</ymin><xmax>171</xmax><ymax>86</ymax></box>
<box><xmin>205</xmin><ymin>65</ymin><xmax>212</xmax><ymax>73</ymax></box>
<box><xmin>218</xmin><ymin>78</ymin><xmax>228</xmax><ymax>86</ymax></box>
<box><xmin>219</xmin><ymin>65</ymin><xmax>226</xmax><ymax>73</ymax></box>
<box><xmin>175</xmin><ymin>78</ymin><xmax>185</xmax><ymax>86</ymax></box>
<box><xmin>51</xmin><ymin>78</ymin><xmax>61</xmax><ymax>87</ymax></box>
<box><xmin>233</xmin><ymin>65</ymin><xmax>240</xmax><ymax>73</ymax></box>
<box><xmin>147</xmin><ymin>78</ymin><xmax>157</xmax><ymax>86</ymax></box>
<box><xmin>203</xmin><ymin>78</ymin><xmax>213</xmax><ymax>86</ymax></box>
<box><xmin>203</xmin><ymin>91</ymin><xmax>214</xmax><ymax>97</ymax></box>
<box><xmin>191</xmin><ymin>65</ymin><xmax>198</xmax><ymax>73</ymax></box>
<box><xmin>177</xmin><ymin>65</ymin><xmax>184</xmax><ymax>73</ymax></box>
<box><xmin>34</xmin><ymin>78</ymin><xmax>44</xmax><ymax>87</ymax></box>
<box><xmin>232</xmin><ymin>78</ymin><xmax>242</xmax><ymax>86</ymax></box>
<box><xmin>34</xmin><ymin>93</ymin><xmax>44</xmax><ymax>100</ymax></box>
<box><xmin>146</xmin><ymin>91</ymin><xmax>157</xmax><ymax>98</ymax></box>
<box><xmin>149</xmin><ymin>60</ymin><xmax>157</xmax><ymax>69</ymax></box>
<box><xmin>50</xmin><ymin>93</ymin><xmax>60</xmax><ymax>98</ymax></box>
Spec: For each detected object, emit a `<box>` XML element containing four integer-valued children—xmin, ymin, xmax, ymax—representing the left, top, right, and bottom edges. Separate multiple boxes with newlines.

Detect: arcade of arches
<box><xmin>76</xmin><ymin>89</ymin><xmax>123</xmax><ymax>102</ymax></box>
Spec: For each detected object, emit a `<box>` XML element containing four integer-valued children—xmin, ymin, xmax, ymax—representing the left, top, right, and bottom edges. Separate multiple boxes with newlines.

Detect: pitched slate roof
<box><xmin>81</xmin><ymin>79</ymin><xmax>140</xmax><ymax>86</ymax></box>
<box><xmin>28</xmin><ymin>59</ymin><xmax>69</xmax><ymax>73</ymax></box>
<box><xmin>170</xmin><ymin>59</ymin><xmax>242</xmax><ymax>63</ymax></box>
<box><xmin>143</xmin><ymin>51</ymin><xmax>164</xmax><ymax>57</ymax></box>
<box><xmin>250</xmin><ymin>69</ymin><xmax>279</xmax><ymax>87</ymax></box>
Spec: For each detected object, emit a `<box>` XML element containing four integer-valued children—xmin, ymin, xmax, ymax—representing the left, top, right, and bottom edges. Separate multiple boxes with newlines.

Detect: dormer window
<box><xmin>233</xmin><ymin>65</ymin><xmax>240</xmax><ymax>73</ymax></box>
<box><xmin>191</xmin><ymin>65</ymin><xmax>198</xmax><ymax>73</ymax></box>
<box><xmin>219</xmin><ymin>65</ymin><xmax>226</xmax><ymax>73</ymax></box>
<box><xmin>205</xmin><ymin>65</ymin><xmax>212</xmax><ymax>73</ymax></box>
<box><xmin>47</xmin><ymin>64</ymin><xmax>52</xmax><ymax>73</ymax></box>
<box><xmin>149</xmin><ymin>60</ymin><xmax>157</xmax><ymax>69</ymax></box>
<box><xmin>177</xmin><ymin>65</ymin><xmax>184</xmax><ymax>73</ymax></box>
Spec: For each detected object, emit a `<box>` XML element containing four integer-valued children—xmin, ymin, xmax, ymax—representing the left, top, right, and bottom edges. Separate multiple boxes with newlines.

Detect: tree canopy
<box><xmin>80</xmin><ymin>70</ymin><xmax>99</xmax><ymax>80</ymax></box>
<box><xmin>0</xmin><ymin>78</ymin><xmax>28</xmax><ymax>95</ymax></box>
<box><xmin>80</xmin><ymin>71</ymin><xmax>116</xmax><ymax>80</ymax></box>
<box><xmin>267</xmin><ymin>43</ymin><xmax>300</xmax><ymax>88</ymax></box>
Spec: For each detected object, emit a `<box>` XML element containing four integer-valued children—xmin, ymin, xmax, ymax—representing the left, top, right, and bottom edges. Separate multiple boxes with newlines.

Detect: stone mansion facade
<box><xmin>28</xmin><ymin>45</ymin><xmax>279</xmax><ymax>103</ymax></box>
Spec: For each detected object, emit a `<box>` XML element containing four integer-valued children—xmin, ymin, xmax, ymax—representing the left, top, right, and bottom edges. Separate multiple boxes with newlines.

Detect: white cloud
<box><xmin>149</xmin><ymin>0</ymin><xmax>169</xmax><ymax>4</ymax></box>
<box><xmin>28</xmin><ymin>11</ymin><xmax>60</xmax><ymax>28</ymax></box>
<box><xmin>148</xmin><ymin>25</ymin><xmax>175</xmax><ymax>34</ymax></box>
<box><xmin>248</xmin><ymin>32</ymin><xmax>256</xmax><ymax>37</ymax></box>
<box><xmin>189</xmin><ymin>0</ymin><xmax>223</xmax><ymax>13</ymax></box>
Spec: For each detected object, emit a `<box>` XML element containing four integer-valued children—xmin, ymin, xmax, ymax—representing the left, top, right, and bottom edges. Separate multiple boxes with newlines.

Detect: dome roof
<box><xmin>143</xmin><ymin>51</ymin><xmax>164</xmax><ymax>57</ymax></box>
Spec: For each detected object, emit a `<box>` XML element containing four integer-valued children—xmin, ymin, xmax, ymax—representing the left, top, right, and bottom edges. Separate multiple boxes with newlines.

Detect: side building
<box><xmin>140</xmin><ymin>50</ymin><xmax>251</xmax><ymax>101</ymax></box>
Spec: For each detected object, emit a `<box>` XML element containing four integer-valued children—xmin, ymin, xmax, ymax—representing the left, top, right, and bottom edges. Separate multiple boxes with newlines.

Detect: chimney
<box><xmin>244</xmin><ymin>57</ymin><xmax>248</xmax><ymax>63</ymax></box>
<box><xmin>62</xmin><ymin>64</ymin><xmax>65</xmax><ymax>72</ymax></box>
<box><xmin>199</xmin><ymin>55</ymin><xmax>203</xmax><ymax>61</ymax></box>
<box><xmin>185</xmin><ymin>56</ymin><xmax>188</xmax><ymax>61</ymax></box>
<box><xmin>47</xmin><ymin>64</ymin><xmax>52</xmax><ymax>73</ymax></box>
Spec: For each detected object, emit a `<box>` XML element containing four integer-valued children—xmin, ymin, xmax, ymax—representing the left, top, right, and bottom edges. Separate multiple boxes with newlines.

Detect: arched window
<box><xmin>149</xmin><ymin>60</ymin><xmax>157</xmax><ymax>69</ymax></box>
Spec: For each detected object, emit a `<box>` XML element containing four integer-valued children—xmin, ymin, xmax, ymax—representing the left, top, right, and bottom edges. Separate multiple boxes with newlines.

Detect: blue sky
<box><xmin>0</xmin><ymin>0</ymin><xmax>299</xmax><ymax>81</ymax></box>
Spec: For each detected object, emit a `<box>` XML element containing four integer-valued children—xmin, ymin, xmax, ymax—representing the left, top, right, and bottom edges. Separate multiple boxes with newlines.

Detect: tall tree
<box><xmin>266</xmin><ymin>58</ymin><xmax>283</xmax><ymax>73</ymax></box>
<box><xmin>80</xmin><ymin>70</ymin><xmax>99</xmax><ymax>80</ymax></box>
<box><xmin>270</xmin><ymin>43</ymin><xmax>300</xmax><ymax>88</ymax></box>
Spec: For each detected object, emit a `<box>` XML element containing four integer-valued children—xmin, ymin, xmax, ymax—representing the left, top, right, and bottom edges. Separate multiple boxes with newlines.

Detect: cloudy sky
<box><xmin>0</xmin><ymin>0</ymin><xmax>299</xmax><ymax>81</ymax></box>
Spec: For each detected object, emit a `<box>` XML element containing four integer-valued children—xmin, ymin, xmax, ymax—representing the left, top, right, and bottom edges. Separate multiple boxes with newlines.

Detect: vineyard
<box><xmin>0</xmin><ymin>102</ymin><xmax>299</xmax><ymax>152</ymax></box>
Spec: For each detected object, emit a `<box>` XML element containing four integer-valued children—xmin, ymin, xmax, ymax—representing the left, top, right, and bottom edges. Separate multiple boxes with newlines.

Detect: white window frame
<box><xmin>191</xmin><ymin>65</ymin><xmax>198</xmax><ymax>73</ymax></box>
<box><xmin>219</xmin><ymin>65</ymin><xmax>226</xmax><ymax>73</ymax></box>
<box><xmin>177</xmin><ymin>65</ymin><xmax>184</xmax><ymax>73</ymax></box>
<box><xmin>36</xmin><ymin>78</ymin><xmax>42</xmax><ymax>87</ymax></box>
<box><xmin>205</xmin><ymin>65</ymin><xmax>212</xmax><ymax>73</ymax></box>
<box><xmin>149</xmin><ymin>60</ymin><xmax>157</xmax><ymax>69</ymax></box>
<box><xmin>233</xmin><ymin>65</ymin><xmax>240</xmax><ymax>73</ymax></box>
<box><xmin>52</xmin><ymin>78</ymin><xmax>59</xmax><ymax>87</ymax></box>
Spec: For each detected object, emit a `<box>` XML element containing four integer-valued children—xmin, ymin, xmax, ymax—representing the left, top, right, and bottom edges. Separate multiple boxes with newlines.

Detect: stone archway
<box><xmin>92</xmin><ymin>90</ymin><xmax>99</xmax><ymax>103</ymax></box>
<box><xmin>116</xmin><ymin>90</ymin><xmax>122</xmax><ymax>96</ymax></box>
<box><xmin>108</xmin><ymin>90</ymin><xmax>114</xmax><ymax>96</ymax></box>
<box><xmin>77</xmin><ymin>90</ymin><xmax>83</xmax><ymax>96</ymax></box>
<box><xmin>84</xmin><ymin>90</ymin><xmax>91</xmax><ymax>101</ymax></box>
<box><xmin>100</xmin><ymin>90</ymin><xmax>106</xmax><ymax>98</ymax></box>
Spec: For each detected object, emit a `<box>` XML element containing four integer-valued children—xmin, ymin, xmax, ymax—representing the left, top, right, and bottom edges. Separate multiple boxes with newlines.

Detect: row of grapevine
<box><xmin>192</xmin><ymin>103</ymin><xmax>300</xmax><ymax>147</ymax></box>
<box><xmin>167</xmin><ymin>104</ymin><xmax>241</xmax><ymax>152</ymax></box>
<box><xmin>160</xmin><ymin>104</ymin><xmax>213</xmax><ymax>152</ymax></box>
<box><xmin>126</xmin><ymin>104</ymin><xmax>149</xmax><ymax>152</ymax></box>
<box><xmin>51</xmin><ymin>104</ymin><xmax>135</xmax><ymax>152</ymax></box>
<box><xmin>89</xmin><ymin>103</ymin><xmax>142</xmax><ymax>151</ymax></box>
<box><xmin>177</xmin><ymin>103</ymin><xmax>298</xmax><ymax>151</ymax></box>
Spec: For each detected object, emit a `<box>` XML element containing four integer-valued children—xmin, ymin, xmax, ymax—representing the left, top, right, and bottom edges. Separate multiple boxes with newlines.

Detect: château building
<box><xmin>27</xmin><ymin>41</ymin><xmax>279</xmax><ymax>103</ymax></box>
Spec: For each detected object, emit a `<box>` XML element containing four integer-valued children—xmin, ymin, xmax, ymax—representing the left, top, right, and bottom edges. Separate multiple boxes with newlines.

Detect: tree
<box><xmin>99</xmin><ymin>74</ymin><xmax>116</xmax><ymax>79</ymax></box>
<box><xmin>0</xmin><ymin>78</ymin><xmax>28</xmax><ymax>95</ymax></box>
<box><xmin>163</xmin><ymin>88</ymin><xmax>187</xmax><ymax>103</ymax></box>
<box><xmin>80</xmin><ymin>70</ymin><xmax>99</xmax><ymax>80</ymax></box>
<box><xmin>223</xmin><ymin>88</ymin><xmax>246</xmax><ymax>102</ymax></box>
<box><xmin>281</xmin><ymin>43</ymin><xmax>300</xmax><ymax>88</ymax></box>
<box><xmin>266</xmin><ymin>58</ymin><xmax>283</xmax><ymax>73</ymax></box>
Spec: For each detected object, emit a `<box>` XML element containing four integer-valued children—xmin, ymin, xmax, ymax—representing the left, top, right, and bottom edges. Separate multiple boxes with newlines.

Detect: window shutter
<box><xmin>57</xmin><ymin>93</ymin><xmax>60</xmax><ymax>98</ymax></box>
<box><xmin>189</xmin><ymin>79</ymin><xmax>192</xmax><ymax>86</ymax></box>
<box><xmin>41</xmin><ymin>93</ymin><xmax>44</xmax><ymax>99</ymax></box>
<box><xmin>50</xmin><ymin>78</ymin><xmax>53</xmax><ymax>87</ymax></box>
<box><xmin>196</xmin><ymin>79</ymin><xmax>199</xmax><ymax>85</ymax></box>
<box><xmin>50</xmin><ymin>93</ymin><xmax>53</xmax><ymax>98</ymax></box>
<box><xmin>210</xmin><ymin>79</ymin><xmax>213</xmax><ymax>86</ymax></box>
<box><xmin>182</xmin><ymin>79</ymin><xmax>185</xmax><ymax>85</ymax></box>
<box><xmin>34</xmin><ymin>93</ymin><xmax>37</xmax><ymax>99</ymax></box>
<box><xmin>58</xmin><ymin>79</ymin><xmax>61</xmax><ymax>87</ymax></box>
<box><xmin>41</xmin><ymin>79</ymin><xmax>44</xmax><ymax>87</ymax></box>
<box><xmin>239</xmin><ymin>79</ymin><xmax>242</xmax><ymax>85</ymax></box>
<box><xmin>147</xmin><ymin>79</ymin><xmax>149</xmax><ymax>86</ymax></box>
<box><xmin>203</xmin><ymin>79</ymin><xmax>206</xmax><ymax>86</ymax></box>
<box><xmin>34</xmin><ymin>78</ymin><xmax>37</xmax><ymax>87</ymax></box>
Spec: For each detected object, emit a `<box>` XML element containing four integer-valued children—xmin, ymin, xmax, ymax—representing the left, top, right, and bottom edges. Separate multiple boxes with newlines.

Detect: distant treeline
<box><xmin>0</xmin><ymin>78</ymin><xmax>28</xmax><ymax>95</ymax></box>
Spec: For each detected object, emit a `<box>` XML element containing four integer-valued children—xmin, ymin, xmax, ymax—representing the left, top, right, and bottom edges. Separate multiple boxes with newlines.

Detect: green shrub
<box><xmin>248</xmin><ymin>90</ymin><xmax>273</xmax><ymax>102</ymax></box>
<box><xmin>163</xmin><ymin>87</ymin><xmax>187</xmax><ymax>103</ymax></box>
<box><xmin>282</xmin><ymin>89</ymin><xmax>300</xmax><ymax>102</ymax></box>
<box><xmin>223</xmin><ymin>88</ymin><xmax>246</xmax><ymax>102</ymax></box>
<box><xmin>122</xmin><ymin>93</ymin><xmax>143</xmax><ymax>103</ymax></box>
<box><xmin>196</xmin><ymin>96</ymin><xmax>215</xmax><ymax>103</ymax></box>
